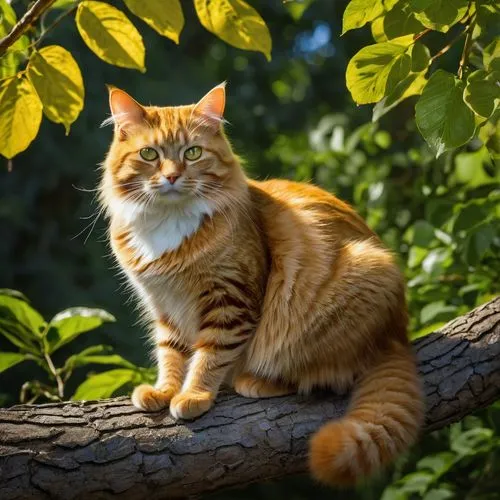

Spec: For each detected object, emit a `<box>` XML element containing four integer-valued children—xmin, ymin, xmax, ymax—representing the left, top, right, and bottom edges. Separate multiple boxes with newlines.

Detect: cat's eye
<box><xmin>184</xmin><ymin>146</ymin><xmax>202</xmax><ymax>161</ymax></box>
<box><xmin>139</xmin><ymin>147</ymin><xmax>159</xmax><ymax>161</ymax></box>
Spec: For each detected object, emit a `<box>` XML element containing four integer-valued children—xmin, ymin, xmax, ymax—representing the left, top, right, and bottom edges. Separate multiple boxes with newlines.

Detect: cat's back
<box><xmin>248</xmin><ymin>179</ymin><xmax>376</xmax><ymax>244</ymax></box>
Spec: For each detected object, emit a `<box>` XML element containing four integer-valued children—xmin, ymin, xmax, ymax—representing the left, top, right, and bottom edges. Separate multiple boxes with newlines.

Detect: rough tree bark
<box><xmin>0</xmin><ymin>298</ymin><xmax>499</xmax><ymax>500</ymax></box>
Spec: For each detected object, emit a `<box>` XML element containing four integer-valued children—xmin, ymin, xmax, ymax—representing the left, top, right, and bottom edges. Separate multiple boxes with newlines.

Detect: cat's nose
<box><xmin>165</xmin><ymin>174</ymin><xmax>180</xmax><ymax>185</ymax></box>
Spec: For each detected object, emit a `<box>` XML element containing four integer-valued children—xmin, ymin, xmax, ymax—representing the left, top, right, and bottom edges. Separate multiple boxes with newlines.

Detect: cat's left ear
<box><xmin>194</xmin><ymin>82</ymin><xmax>226</xmax><ymax>123</ymax></box>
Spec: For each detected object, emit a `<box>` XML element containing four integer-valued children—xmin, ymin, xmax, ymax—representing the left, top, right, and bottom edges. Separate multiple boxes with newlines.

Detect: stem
<box><xmin>430</xmin><ymin>20</ymin><xmax>475</xmax><ymax>64</ymax></box>
<box><xmin>0</xmin><ymin>0</ymin><xmax>57</xmax><ymax>56</ymax></box>
<box><xmin>33</xmin><ymin>3</ymin><xmax>79</xmax><ymax>48</ymax></box>
<box><xmin>44</xmin><ymin>352</ymin><xmax>65</xmax><ymax>399</ymax></box>
<box><xmin>458</xmin><ymin>18</ymin><xmax>476</xmax><ymax>79</ymax></box>
<box><xmin>413</xmin><ymin>28</ymin><xmax>432</xmax><ymax>43</ymax></box>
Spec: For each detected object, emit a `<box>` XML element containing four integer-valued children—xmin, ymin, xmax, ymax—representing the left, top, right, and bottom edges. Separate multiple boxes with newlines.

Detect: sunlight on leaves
<box><xmin>28</xmin><ymin>45</ymin><xmax>85</xmax><ymax>134</ymax></box>
<box><xmin>194</xmin><ymin>0</ymin><xmax>272</xmax><ymax>61</ymax></box>
<box><xmin>0</xmin><ymin>76</ymin><xmax>42</xmax><ymax>159</ymax></box>
<box><xmin>123</xmin><ymin>0</ymin><xmax>184</xmax><ymax>44</ymax></box>
<box><xmin>76</xmin><ymin>0</ymin><xmax>145</xmax><ymax>71</ymax></box>
<box><xmin>346</xmin><ymin>35</ymin><xmax>415</xmax><ymax>104</ymax></box>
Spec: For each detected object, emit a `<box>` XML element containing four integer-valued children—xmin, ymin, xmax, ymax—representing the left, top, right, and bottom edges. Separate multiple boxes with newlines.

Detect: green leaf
<box><xmin>450</xmin><ymin>427</ymin><xmax>494</xmax><ymax>456</ymax></box>
<box><xmin>46</xmin><ymin>307</ymin><xmax>115</xmax><ymax>354</ymax></box>
<box><xmin>483</xmin><ymin>39</ymin><xmax>500</xmax><ymax>72</ymax></box>
<box><xmin>407</xmin><ymin>220</ymin><xmax>435</xmax><ymax>246</ymax></box>
<box><xmin>342</xmin><ymin>0</ymin><xmax>385</xmax><ymax>34</ymax></box>
<box><xmin>453</xmin><ymin>146</ymin><xmax>498</xmax><ymax>187</ymax></box>
<box><xmin>194</xmin><ymin>0</ymin><xmax>272</xmax><ymax>61</ymax></box>
<box><xmin>0</xmin><ymin>289</ymin><xmax>29</xmax><ymax>302</ymax></box>
<box><xmin>383</xmin><ymin>2</ymin><xmax>426</xmax><ymax>39</ymax></box>
<box><xmin>453</xmin><ymin>203</ymin><xmax>488</xmax><ymax>232</ymax></box>
<box><xmin>284</xmin><ymin>0</ymin><xmax>315</xmax><ymax>21</ymax></box>
<box><xmin>0</xmin><ymin>1</ymin><xmax>29</xmax><ymax>80</ymax></box>
<box><xmin>27</xmin><ymin>45</ymin><xmax>84</xmax><ymax>134</ymax></box>
<box><xmin>423</xmin><ymin>488</ymin><xmax>456</xmax><ymax>500</ymax></box>
<box><xmin>465</xmin><ymin>225</ymin><xmax>495</xmax><ymax>265</ymax></box>
<box><xmin>411</xmin><ymin>0</ymin><xmax>469</xmax><ymax>32</ymax></box>
<box><xmin>476</xmin><ymin>0</ymin><xmax>500</xmax><ymax>31</ymax></box>
<box><xmin>123</xmin><ymin>0</ymin><xmax>184</xmax><ymax>44</ymax></box>
<box><xmin>75</xmin><ymin>0</ymin><xmax>145</xmax><ymax>71</ymax></box>
<box><xmin>0</xmin><ymin>352</ymin><xmax>27</xmax><ymax>373</ymax></box>
<box><xmin>417</xmin><ymin>452</ymin><xmax>456</xmax><ymax>477</ymax></box>
<box><xmin>415</xmin><ymin>70</ymin><xmax>475</xmax><ymax>157</ymax></box>
<box><xmin>463</xmin><ymin>71</ymin><xmax>500</xmax><ymax>119</ymax></box>
<box><xmin>420</xmin><ymin>301</ymin><xmax>457</xmax><ymax>324</ymax></box>
<box><xmin>72</xmin><ymin>368</ymin><xmax>137</xmax><ymax>400</ymax></box>
<box><xmin>63</xmin><ymin>345</ymin><xmax>136</xmax><ymax>371</ymax></box>
<box><xmin>373</xmin><ymin>71</ymin><xmax>427</xmax><ymax>121</ymax></box>
<box><xmin>346</xmin><ymin>35</ymin><xmax>414</xmax><ymax>105</ymax></box>
<box><xmin>0</xmin><ymin>76</ymin><xmax>43</xmax><ymax>159</ymax></box>
<box><xmin>0</xmin><ymin>294</ymin><xmax>45</xmax><ymax>335</ymax></box>
<box><xmin>52</xmin><ymin>0</ymin><xmax>79</xmax><ymax>9</ymax></box>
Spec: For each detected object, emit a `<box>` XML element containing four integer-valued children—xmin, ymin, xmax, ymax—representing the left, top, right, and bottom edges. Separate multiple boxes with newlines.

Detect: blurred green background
<box><xmin>1</xmin><ymin>0</ymin><xmax>499</xmax><ymax>498</ymax></box>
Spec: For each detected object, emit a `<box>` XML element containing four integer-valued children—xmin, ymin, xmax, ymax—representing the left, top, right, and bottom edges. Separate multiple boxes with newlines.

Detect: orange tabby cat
<box><xmin>100</xmin><ymin>83</ymin><xmax>424</xmax><ymax>485</ymax></box>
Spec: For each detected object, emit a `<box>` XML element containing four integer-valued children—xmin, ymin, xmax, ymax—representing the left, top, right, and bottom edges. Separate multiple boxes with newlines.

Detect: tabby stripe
<box><xmin>158</xmin><ymin>338</ymin><xmax>191</xmax><ymax>356</ymax></box>
<box><xmin>235</xmin><ymin>327</ymin><xmax>255</xmax><ymax>338</ymax></box>
<box><xmin>200</xmin><ymin>315</ymin><xmax>249</xmax><ymax>331</ymax></box>
<box><xmin>199</xmin><ymin>295</ymin><xmax>249</xmax><ymax>318</ymax></box>
<box><xmin>195</xmin><ymin>338</ymin><xmax>248</xmax><ymax>351</ymax></box>
<box><xmin>222</xmin><ymin>277</ymin><xmax>249</xmax><ymax>296</ymax></box>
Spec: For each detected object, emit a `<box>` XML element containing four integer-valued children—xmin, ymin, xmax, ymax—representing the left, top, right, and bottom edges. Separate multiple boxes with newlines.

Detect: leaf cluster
<box><xmin>0</xmin><ymin>288</ymin><xmax>151</xmax><ymax>403</ymax></box>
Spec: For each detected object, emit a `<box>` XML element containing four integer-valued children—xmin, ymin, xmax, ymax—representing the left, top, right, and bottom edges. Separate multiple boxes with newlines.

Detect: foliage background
<box><xmin>0</xmin><ymin>0</ymin><xmax>499</xmax><ymax>498</ymax></box>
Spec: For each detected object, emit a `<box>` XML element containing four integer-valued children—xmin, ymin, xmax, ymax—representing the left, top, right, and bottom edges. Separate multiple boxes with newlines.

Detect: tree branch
<box><xmin>0</xmin><ymin>297</ymin><xmax>499</xmax><ymax>499</ymax></box>
<box><xmin>0</xmin><ymin>0</ymin><xmax>56</xmax><ymax>56</ymax></box>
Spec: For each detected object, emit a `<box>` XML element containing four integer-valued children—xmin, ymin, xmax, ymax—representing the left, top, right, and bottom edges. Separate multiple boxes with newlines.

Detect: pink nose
<box><xmin>165</xmin><ymin>174</ymin><xmax>180</xmax><ymax>185</ymax></box>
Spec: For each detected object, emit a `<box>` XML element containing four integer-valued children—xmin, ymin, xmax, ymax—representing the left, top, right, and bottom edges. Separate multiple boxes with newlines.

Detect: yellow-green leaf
<box><xmin>123</xmin><ymin>0</ymin><xmax>184</xmax><ymax>44</ymax></box>
<box><xmin>0</xmin><ymin>76</ymin><xmax>42</xmax><ymax>159</ymax></box>
<box><xmin>411</xmin><ymin>0</ymin><xmax>469</xmax><ymax>32</ymax></box>
<box><xmin>346</xmin><ymin>35</ymin><xmax>414</xmax><ymax>105</ymax></box>
<box><xmin>75</xmin><ymin>0</ymin><xmax>145</xmax><ymax>71</ymax></box>
<box><xmin>27</xmin><ymin>45</ymin><xmax>84</xmax><ymax>134</ymax></box>
<box><xmin>0</xmin><ymin>1</ymin><xmax>29</xmax><ymax>80</ymax></box>
<box><xmin>342</xmin><ymin>0</ymin><xmax>398</xmax><ymax>34</ymax></box>
<box><xmin>194</xmin><ymin>0</ymin><xmax>271</xmax><ymax>61</ymax></box>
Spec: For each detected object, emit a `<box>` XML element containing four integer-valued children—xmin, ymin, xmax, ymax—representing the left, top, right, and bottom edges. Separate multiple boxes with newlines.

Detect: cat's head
<box><xmin>101</xmin><ymin>83</ymin><xmax>245</xmax><ymax>223</ymax></box>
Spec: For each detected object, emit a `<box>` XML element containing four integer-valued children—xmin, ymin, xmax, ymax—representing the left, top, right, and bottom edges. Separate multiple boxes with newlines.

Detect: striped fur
<box><xmin>100</xmin><ymin>84</ymin><xmax>424</xmax><ymax>485</ymax></box>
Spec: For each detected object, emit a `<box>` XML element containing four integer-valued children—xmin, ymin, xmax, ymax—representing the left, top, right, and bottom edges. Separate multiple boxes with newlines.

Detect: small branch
<box><xmin>0</xmin><ymin>0</ymin><xmax>57</xmax><ymax>56</ymax></box>
<box><xmin>32</xmin><ymin>3</ymin><xmax>79</xmax><ymax>48</ymax></box>
<box><xmin>43</xmin><ymin>352</ymin><xmax>65</xmax><ymax>399</ymax></box>
<box><xmin>430</xmin><ymin>21</ymin><xmax>475</xmax><ymax>64</ymax></box>
<box><xmin>458</xmin><ymin>18</ymin><xmax>476</xmax><ymax>79</ymax></box>
<box><xmin>413</xmin><ymin>28</ymin><xmax>432</xmax><ymax>43</ymax></box>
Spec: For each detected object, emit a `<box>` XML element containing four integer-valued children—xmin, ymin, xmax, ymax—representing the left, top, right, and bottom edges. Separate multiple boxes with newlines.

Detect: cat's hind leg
<box><xmin>233</xmin><ymin>373</ymin><xmax>295</xmax><ymax>398</ymax></box>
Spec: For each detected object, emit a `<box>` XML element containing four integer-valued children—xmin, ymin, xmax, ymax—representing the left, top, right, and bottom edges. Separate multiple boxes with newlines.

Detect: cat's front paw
<box><xmin>170</xmin><ymin>391</ymin><xmax>214</xmax><ymax>420</ymax></box>
<box><xmin>131</xmin><ymin>384</ymin><xmax>176</xmax><ymax>412</ymax></box>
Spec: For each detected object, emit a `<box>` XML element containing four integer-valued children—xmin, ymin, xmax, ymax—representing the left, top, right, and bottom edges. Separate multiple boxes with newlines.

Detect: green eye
<box><xmin>184</xmin><ymin>146</ymin><xmax>202</xmax><ymax>161</ymax></box>
<box><xmin>139</xmin><ymin>147</ymin><xmax>159</xmax><ymax>161</ymax></box>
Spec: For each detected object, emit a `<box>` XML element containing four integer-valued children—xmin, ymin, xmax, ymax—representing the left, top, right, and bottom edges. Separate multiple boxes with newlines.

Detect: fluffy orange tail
<box><xmin>309</xmin><ymin>341</ymin><xmax>424</xmax><ymax>486</ymax></box>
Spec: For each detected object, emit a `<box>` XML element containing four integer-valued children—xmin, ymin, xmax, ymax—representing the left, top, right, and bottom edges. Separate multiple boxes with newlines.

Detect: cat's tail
<box><xmin>309</xmin><ymin>340</ymin><xmax>424</xmax><ymax>486</ymax></box>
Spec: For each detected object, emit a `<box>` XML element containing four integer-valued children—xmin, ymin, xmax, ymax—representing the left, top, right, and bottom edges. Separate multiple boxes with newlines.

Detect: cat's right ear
<box><xmin>107</xmin><ymin>86</ymin><xmax>145</xmax><ymax>135</ymax></box>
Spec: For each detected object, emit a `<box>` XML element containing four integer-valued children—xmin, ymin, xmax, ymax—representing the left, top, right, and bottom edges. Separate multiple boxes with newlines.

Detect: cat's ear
<box><xmin>107</xmin><ymin>86</ymin><xmax>145</xmax><ymax>132</ymax></box>
<box><xmin>194</xmin><ymin>82</ymin><xmax>226</xmax><ymax>123</ymax></box>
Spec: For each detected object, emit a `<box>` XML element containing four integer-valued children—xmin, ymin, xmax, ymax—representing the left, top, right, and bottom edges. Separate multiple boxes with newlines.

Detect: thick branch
<box><xmin>0</xmin><ymin>298</ymin><xmax>499</xmax><ymax>499</ymax></box>
<box><xmin>0</xmin><ymin>0</ymin><xmax>56</xmax><ymax>56</ymax></box>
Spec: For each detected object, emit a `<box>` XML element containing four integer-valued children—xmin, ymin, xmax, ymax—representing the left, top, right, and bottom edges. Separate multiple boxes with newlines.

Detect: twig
<box><xmin>430</xmin><ymin>20</ymin><xmax>475</xmax><ymax>64</ymax></box>
<box><xmin>0</xmin><ymin>0</ymin><xmax>56</xmax><ymax>56</ymax></box>
<box><xmin>458</xmin><ymin>18</ymin><xmax>476</xmax><ymax>79</ymax></box>
<box><xmin>33</xmin><ymin>3</ymin><xmax>79</xmax><ymax>48</ymax></box>
<box><xmin>43</xmin><ymin>352</ymin><xmax>65</xmax><ymax>399</ymax></box>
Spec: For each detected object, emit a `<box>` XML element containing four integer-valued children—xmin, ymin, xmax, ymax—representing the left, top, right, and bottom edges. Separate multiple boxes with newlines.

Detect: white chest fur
<box><xmin>111</xmin><ymin>196</ymin><xmax>213</xmax><ymax>262</ymax></box>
